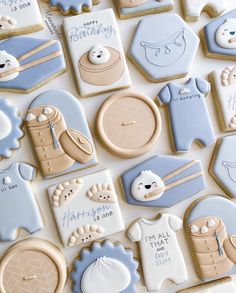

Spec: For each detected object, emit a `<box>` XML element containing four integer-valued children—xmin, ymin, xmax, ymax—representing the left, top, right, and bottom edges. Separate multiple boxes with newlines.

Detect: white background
<box><xmin>0</xmin><ymin>0</ymin><xmax>236</xmax><ymax>292</ymax></box>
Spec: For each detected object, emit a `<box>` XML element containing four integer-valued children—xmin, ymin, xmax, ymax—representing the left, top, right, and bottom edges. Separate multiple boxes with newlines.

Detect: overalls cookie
<box><xmin>25</xmin><ymin>89</ymin><xmax>97</xmax><ymax>178</ymax></box>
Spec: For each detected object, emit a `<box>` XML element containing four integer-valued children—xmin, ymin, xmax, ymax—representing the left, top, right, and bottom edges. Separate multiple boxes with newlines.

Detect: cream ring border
<box><xmin>0</xmin><ymin>238</ymin><xmax>67</xmax><ymax>293</ymax></box>
<box><xmin>96</xmin><ymin>91</ymin><xmax>162</xmax><ymax>158</ymax></box>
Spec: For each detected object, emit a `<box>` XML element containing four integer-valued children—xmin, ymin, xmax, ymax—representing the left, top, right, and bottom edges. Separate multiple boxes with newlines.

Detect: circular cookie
<box><xmin>0</xmin><ymin>238</ymin><xmax>67</xmax><ymax>293</ymax></box>
<box><xmin>96</xmin><ymin>91</ymin><xmax>161</xmax><ymax>158</ymax></box>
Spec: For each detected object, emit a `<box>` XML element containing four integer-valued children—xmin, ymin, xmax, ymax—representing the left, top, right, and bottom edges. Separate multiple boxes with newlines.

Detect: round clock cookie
<box><xmin>0</xmin><ymin>238</ymin><xmax>67</xmax><ymax>293</ymax></box>
<box><xmin>96</xmin><ymin>91</ymin><xmax>161</xmax><ymax>158</ymax></box>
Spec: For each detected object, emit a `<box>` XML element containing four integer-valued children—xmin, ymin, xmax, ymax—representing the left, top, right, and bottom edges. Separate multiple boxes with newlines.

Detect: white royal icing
<box><xmin>0</xmin><ymin>110</ymin><xmax>12</xmax><ymax>140</ymax></box>
<box><xmin>81</xmin><ymin>257</ymin><xmax>131</xmax><ymax>293</ymax></box>
<box><xmin>88</xmin><ymin>44</ymin><xmax>111</xmax><ymax>65</ymax></box>
<box><xmin>3</xmin><ymin>176</ymin><xmax>11</xmax><ymax>185</ymax></box>
<box><xmin>0</xmin><ymin>15</ymin><xmax>17</xmax><ymax>31</ymax></box>
<box><xmin>200</xmin><ymin>225</ymin><xmax>208</xmax><ymax>233</ymax></box>
<box><xmin>37</xmin><ymin>114</ymin><xmax>47</xmax><ymax>122</ymax></box>
<box><xmin>216</xmin><ymin>18</ymin><xmax>236</xmax><ymax>49</ymax></box>
<box><xmin>43</xmin><ymin>107</ymin><xmax>53</xmax><ymax>115</ymax></box>
<box><xmin>0</xmin><ymin>50</ymin><xmax>19</xmax><ymax>82</ymax></box>
<box><xmin>207</xmin><ymin>219</ymin><xmax>216</xmax><ymax>227</ymax></box>
<box><xmin>25</xmin><ymin>113</ymin><xmax>35</xmax><ymax>122</ymax></box>
<box><xmin>131</xmin><ymin>170</ymin><xmax>165</xmax><ymax>202</ymax></box>
<box><xmin>191</xmin><ymin>224</ymin><xmax>199</xmax><ymax>233</ymax></box>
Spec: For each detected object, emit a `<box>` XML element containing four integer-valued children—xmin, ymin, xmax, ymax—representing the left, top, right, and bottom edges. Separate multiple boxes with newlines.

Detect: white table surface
<box><xmin>0</xmin><ymin>0</ymin><xmax>236</xmax><ymax>292</ymax></box>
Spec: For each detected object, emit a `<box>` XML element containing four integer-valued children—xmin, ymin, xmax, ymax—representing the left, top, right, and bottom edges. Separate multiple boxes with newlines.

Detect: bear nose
<box><xmin>145</xmin><ymin>185</ymin><xmax>151</xmax><ymax>189</ymax></box>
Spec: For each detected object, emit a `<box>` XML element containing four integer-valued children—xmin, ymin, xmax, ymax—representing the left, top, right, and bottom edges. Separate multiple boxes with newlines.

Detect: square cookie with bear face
<box><xmin>63</xmin><ymin>9</ymin><xmax>131</xmax><ymax>97</ymax></box>
<box><xmin>47</xmin><ymin>169</ymin><xmax>125</xmax><ymax>247</ymax></box>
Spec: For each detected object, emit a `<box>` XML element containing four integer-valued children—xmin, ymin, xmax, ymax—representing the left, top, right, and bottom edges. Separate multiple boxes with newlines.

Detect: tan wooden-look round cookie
<box><xmin>96</xmin><ymin>91</ymin><xmax>161</xmax><ymax>158</ymax></box>
<box><xmin>0</xmin><ymin>238</ymin><xmax>67</xmax><ymax>293</ymax></box>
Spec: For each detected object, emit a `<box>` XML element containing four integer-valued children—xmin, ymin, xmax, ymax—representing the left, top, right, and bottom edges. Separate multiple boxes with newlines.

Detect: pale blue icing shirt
<box><xmin>0</xmin><ymin>162</ymin><xmax>43</xmax><ymax>241</ymax></box>
<box><xmin>157</xmin><ymin>78</ymin><xmax>215</xmax><ymax>152</ymax></box>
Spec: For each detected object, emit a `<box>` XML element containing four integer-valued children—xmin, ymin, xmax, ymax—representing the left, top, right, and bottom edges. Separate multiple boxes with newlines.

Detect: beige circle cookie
<box><xmin>96</xmin><ymin>91</ymin><xmax>161</xmax><ymax>158</ymax></box>
<box><xmin>0</xmin><ymin>238</ymin><xmax>67</xmax><ymax>293</ymax></box>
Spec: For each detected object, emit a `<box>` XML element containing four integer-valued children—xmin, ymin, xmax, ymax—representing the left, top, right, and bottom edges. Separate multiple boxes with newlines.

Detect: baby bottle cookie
<box><xmin>71</xmin><ymin>240</ymin><xmax>139</xmax><ymax>293</ymax></box>
<box><xmin>47</xmin><ymin>170</ymin><xmax>124</xmax><ymax>247</ymax></box>
<box><xmin>0</xmin><ymin>99</ymin><xmax>24</xmax><ymax>159</ymax></box>
<box><xmin>25</xmin><ymin>89</ymin><xmax>97</xmax><ymax>178</ymax></box>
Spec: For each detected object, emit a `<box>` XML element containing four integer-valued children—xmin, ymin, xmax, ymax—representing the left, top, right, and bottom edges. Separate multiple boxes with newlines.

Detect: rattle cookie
<box><xmin>128</xmin><ymin>13</ymin><xmax>199</xmax><ymax>82</ymax></box>
<box><xmin>0</xmin><ymin>36</ymin><xmax>66</xmax><ymax>93</ymax></box>
<box><xmin>0</xmin><ymin>0</ymin><xmax>43</xmax><ymax>40</ymax></box>
<box><xmin>63</xmin><ymin>9</ymin><xmax>131</xmax><ymax>97</ymax></box>
<box><xmin>181</xmin><ymin>0</ymin><xmax>226</xmax><ymax>22</ymax></box>
<box><xmin>0</xmin><ymin>238</ymin><xmax>67</xmax><ymax>293</ymax></box>
<box><xmin>45</xmin><ymin>0</ymin><xmax>101</xmax><ymax>15</ymax></box>
<box><xmin>121</xmin><ymin>154</ymin><xmax>206</xmax><ymax>208</ymax></box>
<box><xmin>47</xmin><ymin>169</ymin><xmax>124</xmax><ymax>247</ymax></box>
<box><xmin>210</xmin><ymin>135</ymin><xmax>236</xmax><ymax>198</ymax></box>
<box><xmin>25</xmin><ymin>89</ymin><xmax>98</xmax><ymax>178</ymax></box>
<box><xmin>201</xmin><ymin>9</ymin><xmax>236</xmax><ymax>60</ymax></box>
<box><xmin>115</xmin><ymin>0</ymin><xmax>174</xmax><ymax>20</ymax></box>
<box><xmin>157</xmin><ymin>77</ymin><xmax>215</xmax><ymax>152</ymax></box>
<box><xmin>71</xmin><ymin>240</ymin><xmax>139</xmax><ymax>293</ymax></box>
<box><xmin>184</xmin><ymin>195</ymin><xmax>236</xmax><ymax>280</ymax></box>
<box><xmin>0</xmin><ymin>162</ymin><xmax>44</xmax><ymax>242</ymax></box>
<box><xmin>127</xmin><ymin>213</ymin><xmax>187</xmax><ymax>292</ymax></box>
<box><xmin>0</xmin><ymin>99</ymin><xmax>24</xmax><ymax>159</ymax></box>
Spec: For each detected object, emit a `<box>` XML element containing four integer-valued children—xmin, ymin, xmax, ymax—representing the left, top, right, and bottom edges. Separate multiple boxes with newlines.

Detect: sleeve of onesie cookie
<box><xmin>169</xmin><ymin>214</ymin><xmax>183</xmax><ymax>231</ymax></box>
<box><xmin>156</xmin><ymin>85</ymin><xmax>171</xmax><ymax>106</ymax></box>
<box><xmin>18</xmin><ymin>163</ymin><xmax>37</xmax><ymax>181</ymax></box>
<box><xmin>195</xmin><ymin>78</ymin><xmax>211</xmax><ymax>95</ymax></box>
<box><xmin>127</xmin><ymin>222</ymin><xmax>142</xmax><ymax>242</ymax></box>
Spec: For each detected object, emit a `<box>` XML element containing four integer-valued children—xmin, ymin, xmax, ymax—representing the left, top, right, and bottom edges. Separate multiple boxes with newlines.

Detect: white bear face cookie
<box><xmin>88</xmin><ymin>45</ymin><xmax>111</xmax><ymax>65</ymax></box>
<box><xmin>0</xmin><ymin>50</ymin><xmax>19</xmax><ymax>82</ymax></box>
<box><xmin>216</xmin><ymin>19</ymin><xmax>236</xmax><ymax>49</ymax></box>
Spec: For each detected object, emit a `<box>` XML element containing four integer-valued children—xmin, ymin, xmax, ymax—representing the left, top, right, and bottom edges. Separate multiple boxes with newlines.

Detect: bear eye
<box><xmin>152</xmin><ymin>181</ymin><xmax>156</xmax><ymax>185</ymax></box>
<box><xmin>5</xmin><ymin>60</ymin><xmax>11</xmax><ymax>63</ymax></box>
<box><xmin>138</xmin><ymin>183</ymin><xmax>144</xmax><ymax>186</ymax></box>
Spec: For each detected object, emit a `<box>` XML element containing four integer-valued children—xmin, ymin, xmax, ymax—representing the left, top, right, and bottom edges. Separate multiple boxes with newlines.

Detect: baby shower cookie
<box><xmin>0</xmin><ymin>0</ymin><xmax>43</xmax><ymax>40</ymax></box>
<box><xmin>63</xmin><ymin>9</ymin><xmax>131</xmax><ymax>97</ymax></box>
<box><xmin>47</xmin><ymin>169</ymin><xmax>124</xmax><ymax>247</ymax></box>
<box><xmin>121</xmin><ymin>155</ymin><xmax>205</xmax><ymax>208</ymax></box>
<box><xmin>157</xmin><ymin>77</ymin><xmax>216</xmax><ymax>152</ymax></box>
<box><xmin>201</xmin><ymin>9</ymin><xmax>236</xmax><ymax>60</ymax></box>
<box><xmin>128</xmin><ymin>13</ymin><xmax>199</xmax><ymax>82</ymax></box>
<box><xmin>127</xmin><ymin>213</ymin><xmax>187</xmax><ymax>291</ymax></box>
<box><xmin>177</xmin><ymin>277</ymin><xmax>236</xmax><ymax>293</ymax></box>
<box><xmin>210</xmin><ymin>135</ymin><xmax>236</xmax><ymax>198</ymax></box>
<box><xmin>96</xmin><ymin>91</ymin><xmax>161</xmax><ymax>158</ymax></box>
<box><xmin>0</xmin><ymin>238</ymin><xmax>67</xmax><ymax>293</ymax></box>
<box><xmin>71</xmin><ymin>240</ymin><xmax>139</xmax><ymax>293</ymax></box>
<box><xmin>0</xmin><ymin>99</ymin><xmax>24</xmax><ymax>159</ymax></box>
<box><xmin>25</xmin><ymin>89</ymin><xmax>97</xmax><ymax>179</ymax></box>
<box><xmin>114</xmin><ymin>0</ymin><xmax>174</xmax><ymax>20</ymax></box>
<box><xmin>184</xmin><ymin>195</ymin><xmax>236</xmax><ymax>280</ymax></box>
<box><xmin>0</xmin><ymin>36</ymin><xmax>66</xmax><ymax>93</ymax></box>
<box><xmin>0</xmin><ymin>162</ymin><xmax>44</xmax><ymax>241</ymax></box>
<box><xmin>45</xmin><ymin>0</ymin><xmax>100</xmax><ymax>15</ymax></box>
<box><xmin>181</xmin><ymin>0</ymin><xmax>226</xmax><ymax>22</ymax></box>
<box><xmin>209</xmin><ymin>66</ymin><xmax>236</xmax><ymax>131</ymax></box>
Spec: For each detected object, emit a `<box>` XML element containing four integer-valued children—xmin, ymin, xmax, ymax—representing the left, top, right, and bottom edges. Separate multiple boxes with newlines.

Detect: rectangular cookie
<box><xmin>63</xmin><ymin>8</ymin><xmax>131</xmax><ymax>97</ymax></box>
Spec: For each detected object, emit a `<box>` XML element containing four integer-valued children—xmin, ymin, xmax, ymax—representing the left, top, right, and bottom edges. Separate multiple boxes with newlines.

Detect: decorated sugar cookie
<box><xmin>115</xmin><ymin>0</ymin><xmax>174</xmax><ymax>19</ymax></box>
<box><xmin>121</xmin><ymin>155</ymin><xmax>205</xmax><ymax>207</ymax></box>
<box><xmin>71</xmin><ymin>240</ymin><xmax>139</xmax><ymax>293</ymax></box>
<box><xmin>47</xmin><ymin>170</ymin><xmax>124</xmax><ymax>247</ymax></box>
<box><xmin>63</xmin><ymin>9</ymin><xmax>131</xmax><ymax>97</ymax></box>
<box><xmin>45</xmin><ymin>0</ymin><xmax>101</xmax><ymax>15</ymax></box>
<box><xmin>177</xmin><ymin>277</ymin><xmax>236</xmax><ymax>293</ymax></box>
<box><xmin>202</xmin><ymin>9</ymin><xmax>236</xmax><ymax>60</ymax></box>
<box><xmin>0</xmin><ymin>0</ymin><xmax>43</xmax><ymax>40</ymax></box>
<box><xmin>157</xmin><ymin>78</ymin><xmax>215</xmax><ymax>152</ymax></box>
<box><xmin>210</xmin><ymin>135</ymin><xmax>236</xmax><ymax>198</ymax></box>
<box><xmin>0</xmin><ymin>238</ymin><xmax>67</xmax><ymax>293</ymax></box>
<box><xmin>210</xmin><ymin>66</ymin><xmax>236</xmax><ymax>131</ymax></box>
<box><xmin>184</xmin><ymin>195</ymin><xmax>236</xmax><ymax>280</ymax></box>
<box><xmin>127</xmin><ymin>213</ymin><xmax>187</xmax><ymax>291</ymax></box>
<box><xmin>0</xmin><ymin>99</ymin><xmax>24</xmax><ymax>159</ymax></box>
<box><xmin>0</xmin><ymin>36</ymin><xmax>66</xmax><ymax>93</ymax></box>
<box><xmin>25</xmin><ymin>89</ymin><xmax>97</xmax><ymax>178</ymax></box>
<box><xmin>181</xmin><ymin>0</ymin><xmax>226</xmax><ymax>22</ymax></box>
<box><xmin>128</xmin><ymin>13</ymin><xmax>199</xmax><ymax>82</ymax></box>
<box><xmin>0</xmin><ymin>162</ymin><xmax>43</xmax><ymax>241</ymax></box>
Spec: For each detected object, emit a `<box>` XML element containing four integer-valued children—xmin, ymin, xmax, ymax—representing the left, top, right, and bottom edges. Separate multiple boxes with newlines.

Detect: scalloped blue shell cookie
<box><xmin>45</xmin><ymin>0</ymin><xmax>101</xmax><ymax>15</ymax></box>
<box><xmin>71</xmin><ymin>240</ymin><xmax>139</xmax><ymax>293</ymax></box>
<box><xmin>0</xmin><ymin>99</ymin><xmax>24</xmax><ymax>159</ymax></box>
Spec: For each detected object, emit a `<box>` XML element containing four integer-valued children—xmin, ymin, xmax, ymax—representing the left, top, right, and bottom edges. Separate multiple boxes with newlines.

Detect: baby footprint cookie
<box><xmin>0</xmin><ymin>99</ymin><xmax>24</xmax><ymax>159</ymax></box>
